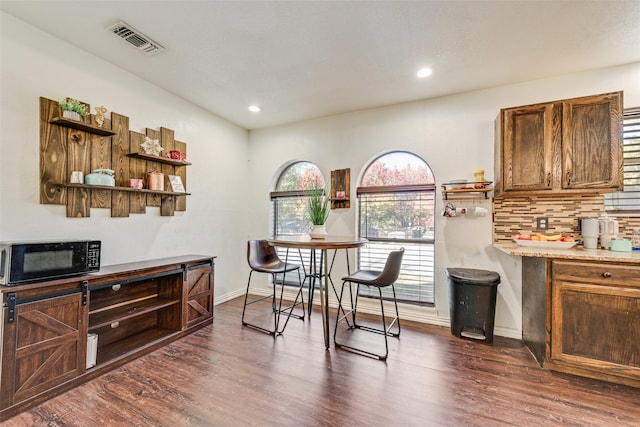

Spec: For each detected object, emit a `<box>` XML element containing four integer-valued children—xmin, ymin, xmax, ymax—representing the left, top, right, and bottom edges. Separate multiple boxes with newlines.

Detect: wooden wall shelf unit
<box><xmin>330</xmin><ymin>168</ymin><xmax>350</xmax><ymax>209</ymax></box>
<box><xmin>0</xmin><ymin>255</ymin><xmax>215</xmax><ymax>421</ymax></box>
<box><xmin>441</xmin><ymin>183</ymin><xmax>493</xmax><ymax>200</ymax></box>
<box><xmin>40</xmin><ymin>97</ymin><xmax>190</xmax><ymax>217</ymax></box>
<box><xmin>60</xmin><ymin>183</ymin><xmax>191</xmax><ymax>197</ymax></box>
<box><xmin>49</xmin><ymin>117</ymin><xmax>117</xmax><ymax>136</ymax></box>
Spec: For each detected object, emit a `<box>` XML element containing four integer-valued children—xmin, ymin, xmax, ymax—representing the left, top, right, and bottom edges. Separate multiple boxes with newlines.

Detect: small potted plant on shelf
<box><xmin>308</xmin><ymin>188</ymin><xmax>330</xmax><ymax>239</ymax></box>
<box><xmin>59</xmin><ymin>98</ymin><xmax>89</xmax><ymax>121</ymax></box>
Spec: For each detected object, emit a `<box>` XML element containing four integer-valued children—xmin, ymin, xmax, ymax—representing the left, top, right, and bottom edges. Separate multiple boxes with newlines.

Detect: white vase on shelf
<box><xmin>62</xmin><ymin>110</ymin><xmax>81</xmax><ymax>121</ymax></box>
<box><xmin>309</xmin><ymin>224</ymin><xmax>327</xmax><ymax>239</ymax></box>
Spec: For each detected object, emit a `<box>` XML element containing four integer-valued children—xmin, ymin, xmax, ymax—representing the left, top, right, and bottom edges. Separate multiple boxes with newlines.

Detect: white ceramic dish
<box><xmin>448</xmin><ymin>179</ymin><xmax>468</xmax><ymax>189</ymax></box>
<box><xmin>513</xmin><ymin>239</ymin><xmax>577</xmax><ymax>249</ymax></box>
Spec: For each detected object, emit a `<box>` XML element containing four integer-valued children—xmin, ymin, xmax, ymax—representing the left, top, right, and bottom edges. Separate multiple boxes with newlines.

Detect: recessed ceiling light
<box><xmin>248</xmin><ymin>105</ymin><xmax>261</xmax><ymax>113</ymax></box>
<box><xmin>416</xmin><ymin>67</ymin><xmax>433</xmax><ymax>78</ymax></box>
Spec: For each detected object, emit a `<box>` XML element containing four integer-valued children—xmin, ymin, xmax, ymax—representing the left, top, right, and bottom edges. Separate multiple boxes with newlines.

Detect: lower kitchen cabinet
<box><xmin>0</xmin><ymin>255</ymin><xmax>215</xmax><ymax>421</ymax></box>
<box><xmin>546</xmin><ymin>260</ymin><xmax>639</xmax><ymax>387</ymax></box>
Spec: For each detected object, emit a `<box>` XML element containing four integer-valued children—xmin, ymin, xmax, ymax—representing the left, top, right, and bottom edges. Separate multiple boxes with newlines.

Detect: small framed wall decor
<box><xmin>167</xmin><ymin>175</ymin><xmax>185</xmax><ymax>193</ymax></box>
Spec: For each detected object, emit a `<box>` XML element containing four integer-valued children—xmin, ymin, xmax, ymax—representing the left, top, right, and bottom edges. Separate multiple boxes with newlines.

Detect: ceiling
<box><xmin>2</xmin><ymin>1</ymin><xmax>639</xmax><ymax>130</ymax></box>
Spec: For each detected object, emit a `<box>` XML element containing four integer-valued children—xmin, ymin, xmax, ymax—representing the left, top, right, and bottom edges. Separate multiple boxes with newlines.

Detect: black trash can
<box><xmin>446</xmin><ymin>267</ymin><xmax>500</xmax><ymax>344</ymax></box>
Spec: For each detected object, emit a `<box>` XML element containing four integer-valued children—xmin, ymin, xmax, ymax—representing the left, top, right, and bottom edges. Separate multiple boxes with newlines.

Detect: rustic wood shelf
<box><xmin>49</xmin><ymin>117</ymin><xmax>116</xmax><ymax>136</ymax></box>
<box><xmin>95</xmin><ymin>327</ymin><xmax>178</xmax><ymax>366</ymax></box>
<box><xmin>41</xmin><ymin>97</ymin><xmax>191</xmax><ymax>217</ymax></box>
<box><xmin>89</xmin><ymin>297</ymin><xmax>181</xmax><ymax>330</ymax></box>
<box><xmin>442</xmin><ymin>185</ymin><xmax>493</xmax><ymax>200</ymax></box>
<box><xmin>61</xmin><ymin>183</ymin><xmax>191</xmax><ymax>196</ymax></box>
<box><xmin>126</xmin><ymin>152</ymin><xmax>192</xmax><ymax>166</ymax></box>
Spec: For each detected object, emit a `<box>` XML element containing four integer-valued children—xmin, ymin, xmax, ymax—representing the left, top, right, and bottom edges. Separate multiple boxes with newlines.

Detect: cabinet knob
<box><xmin>566</xmin><ymin>171</ymin><xmax>572</xmax><ymax>186</ymax></box>
<box><xmin>112</xmin><ymin>284</ymin><xmax>121</xmax><ymax>291</ymax></box>
<box><xmin>602</xmin><ymin>272</ymin><xmax>612</xmax><ymax>278</ymax></box>
<box><xmin>110</xmin><ymin>321</ymin><xmax>120</xmax><ymax>329</ymax></box>
<box><xmin>547</xmin><ymin>173</ymin><xmax>551</xmax><ymax>187</ymax></box>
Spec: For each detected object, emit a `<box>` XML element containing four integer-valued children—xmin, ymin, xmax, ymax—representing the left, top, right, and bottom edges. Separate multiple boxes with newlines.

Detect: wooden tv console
<box><xmin>0</xmin><ymin>255</ymin><xmax>215</xmax><ymax>421</ymax></box>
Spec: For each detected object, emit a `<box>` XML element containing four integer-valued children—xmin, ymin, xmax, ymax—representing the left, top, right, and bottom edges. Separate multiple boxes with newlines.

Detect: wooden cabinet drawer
<box><xmin>552</xmin><ymin>260</ymin><xmax>640</xmax><ymax>287</ymax></box>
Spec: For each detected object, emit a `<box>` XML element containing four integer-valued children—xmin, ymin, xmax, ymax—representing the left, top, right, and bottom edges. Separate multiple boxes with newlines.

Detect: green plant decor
<box><xmin>308</xmin><ymin>188</ymin><xmax>330</xmax><ymax>225</ymax></box>
<box><xmin>59</xmin><ymin>98</ymin><xmax>89</xmax><ymax>117</ymax></box>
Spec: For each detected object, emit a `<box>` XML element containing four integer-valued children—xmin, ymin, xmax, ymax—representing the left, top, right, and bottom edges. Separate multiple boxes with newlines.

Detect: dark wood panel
<box><xmin>128</xmin><ymin>131</ymin><xmax>147</xmax><ymax>214</ymax></box>
<box><xmin>174</xmin><ymin>140</ymin><xmax>187</xmax><ymax>211</ymax></box>
<box><xmin>39</xmin><ymin>97</ymin><xmax>67</xmax><ymax>205</ymax></box>
<box><xmin>562</xmin><ymin>92</ymin><xmax>623</xmax><ymax>189</ymax></box>
<box><xmin>4</xmin><ymin>293</ymin><xmax>85</xmax><ymax>407</ymax></box>
<box><xmin>145</xmin><ymin>128</ymin><xmax>162</xmax><ymax>207</ymax></box>
<box><xmin>110</xmin><ymin>113</ymin><xmax>130</xmax><ymax>217</ymax></box>
<box><xmin>6</xmin><ymin>296</ymin><xmax>640</xmax><ymax>426</ymax></box>
<box><xmin>88</xmin><ymin>117</ymin><xmax>112</xmax><ymax>209</ymax></box>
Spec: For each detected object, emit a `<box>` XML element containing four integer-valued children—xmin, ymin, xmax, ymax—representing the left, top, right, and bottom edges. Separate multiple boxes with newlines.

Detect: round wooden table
<box><xmin>267</xmin><ymin>235</ymin><xmax>367</xmax><ymax>349</ymax></box>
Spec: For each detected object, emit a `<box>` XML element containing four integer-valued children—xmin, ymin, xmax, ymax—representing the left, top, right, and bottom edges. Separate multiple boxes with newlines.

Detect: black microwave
<box><xmin>0</xmin><ymin>240</ymin><xmax>101</xmax><ymax>285</ymax></box>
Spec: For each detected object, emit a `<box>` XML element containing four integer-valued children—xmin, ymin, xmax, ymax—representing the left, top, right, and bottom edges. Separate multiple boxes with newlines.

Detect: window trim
<box><xmin>605</xmin><ymin>107</ymin><xmax>640</xmax><ymax>215</ymax></box>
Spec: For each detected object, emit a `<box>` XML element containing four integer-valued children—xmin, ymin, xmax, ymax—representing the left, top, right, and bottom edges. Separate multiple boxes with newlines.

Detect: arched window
<box><xmin>270</xmin><ymin>161</ymin><xmax>326</xmax><ymax>286</ymax></box>
<box><xmin>271</xmin><ymin>161</ymin><xmax>325</xmax><ymax>236</ymax></box>
<box><xmin>358</xmin><ymin>151</ymin><xmax>436</xmax><ymax>305</ymax></box>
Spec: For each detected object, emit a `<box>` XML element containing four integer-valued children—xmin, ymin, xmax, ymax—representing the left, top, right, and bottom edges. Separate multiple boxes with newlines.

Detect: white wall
<box><xmin>4</xmin><ymin>10</ymin><xmax>639</xmax><ymax>338</ymax></box>
<box><xmin>0</xmin><ymin>13</ymin><xmax>250</xmax><ymax>301</ymax></box>
<box><xmin>248</xmin><ymin>61</ymin><xmax>640</xmax><ymax>338</ymax></box>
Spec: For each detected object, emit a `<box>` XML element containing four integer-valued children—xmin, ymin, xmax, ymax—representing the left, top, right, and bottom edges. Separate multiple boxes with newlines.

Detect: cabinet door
<box><xmin>562</xmin><ymin>92</ymin><xmax>623</xmax><ymax>190</ymax></box>
<box><xmin>1</xmin><ymin>292</ymin><xmax>87</xmax><ymax>409</ymax></box>
<box><xmin>183</xmin><ymin>265</ymin><xmax>214</xmax><ymax>328</ymax></box>
<box><xmin>550</xmin><ymin>280</ymin><xmax>640</xmax><ymax>382</ymax></box>
<box><xmin>502</xmin><ymin>103</ymin><xmax>559</xmax><ymax>192</ymax></box>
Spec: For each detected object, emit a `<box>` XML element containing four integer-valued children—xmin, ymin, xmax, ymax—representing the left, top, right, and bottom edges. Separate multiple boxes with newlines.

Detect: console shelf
<box><xmin>0</xmin><ymin>255</ymin><xmax>215</xmax><ymax>421</ymax></box>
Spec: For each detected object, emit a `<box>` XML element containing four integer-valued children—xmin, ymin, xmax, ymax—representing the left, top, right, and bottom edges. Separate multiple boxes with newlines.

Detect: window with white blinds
<box><xmin>357</xmin><ymin>151</ymin><xmax>436</xmax><ymax>305</ymax></box>
<box><xmin>605</xmin><ymin>108</ymin><xmax>640</xmax><ymax>212</ymax></box>
<box><xmin>270</xmin><ymin>161</ymin><xmax>326</xmax><ymax>286</ymax></box>
<box><xmin>358</xmin><ymin>190</ymin><xmax>436</xmax><ymax>304</ymax></box>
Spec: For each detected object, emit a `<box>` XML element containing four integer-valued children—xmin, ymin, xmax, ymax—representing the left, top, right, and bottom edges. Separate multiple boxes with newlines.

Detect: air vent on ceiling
<box><xmin>106</xmin><ymin>21</ymin><xmax>165</xmax><ymax>56</ymax></box>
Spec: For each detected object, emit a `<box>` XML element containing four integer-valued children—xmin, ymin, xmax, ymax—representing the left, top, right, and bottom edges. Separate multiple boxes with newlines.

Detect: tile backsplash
<box><xmin>493</xmin><ymin>194</ymin><xmax>640</xmax><ymax>243</ymax></box>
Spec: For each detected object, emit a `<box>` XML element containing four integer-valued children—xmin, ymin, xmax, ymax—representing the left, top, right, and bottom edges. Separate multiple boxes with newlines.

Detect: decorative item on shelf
<box><xmin>59</xmin><ymin>97</ymin><xmax>89</xmax><ymax>121</ymax></box>
<box><xmin>167</xmin><ymin>150</ymin><xmax>184</xmax><ymax>160</ymax></box>
<box><xmin>167</xmin><ymin>175</ymin><xmax>185</xmax><ymax>192</ymax></box>
<box><xmin>129</xmin><ymin>178</ymin><xmax>143</xmax><ymax>189</ymax></box>
<box><xmin>84</xmin><ymin>169</ymin><xmax>115</xmax><ymax>186</ymax></box>
<box><xmin>70</xmin><ymin>171</ymin><xmax>84</xmax><ymax>184</ymax></box>
<box><xmin>94</xmin><ymin>105</ymin><xmax>107</xmax><ymax>127</ymax></box>
<box><xmin>147</xmin><ymin>170</ymin><xmax>164</xmax><ymax>191</ymax></box>
<box><xmin>473</xmin><ymin>169</ymin><xmax>486</xmax><ymax>188</ymax></box>
<box><xmin>308</xmin><ymin>188</ymin><xmax>330</xmax><ymax>239</ymax></box>
<box><xmin>141</xmin><ymin>136</ymin><xmax>163</xmax><ymax>156</ymax></box>
<box><xmin>443</xmin><ymin>202</ymin><xmax>457</xmax><ymax>217</ymax></box>
<box><xmin>336</xmin><ymin>190</ymin><xmax>346</xmax><ymax>199</ymax></box>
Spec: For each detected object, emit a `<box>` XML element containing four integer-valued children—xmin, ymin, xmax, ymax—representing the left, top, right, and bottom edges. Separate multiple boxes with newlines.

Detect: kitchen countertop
<box><xmin>494</xmin><ymin>243</ymin><xmax>640</xmax><ymax>264</ymax></box>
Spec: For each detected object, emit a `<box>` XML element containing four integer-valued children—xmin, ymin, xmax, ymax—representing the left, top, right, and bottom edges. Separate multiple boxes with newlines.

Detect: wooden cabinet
<box><xmin>495</xmin><ymin>92</ymin><xmax>623</xmax><ymax>196</ymax></box>
<box><xmin>40</xmin><ymin>97</ymin><xmax>190</xmax><ymax>217</ymax></box>
<box><xmin>0</xmin><ymin>255</ymin><xmax>214</xmax><ymax>421</ymax></box>
<box><xmin>1</xmin><ymin>288</ymin><xmax>86</xmax><ymax>411</ymax></box>
<box><xmin>547</xmin><ymin>260</ymin><xmax>640</xmax><ymax>387</ymax></box>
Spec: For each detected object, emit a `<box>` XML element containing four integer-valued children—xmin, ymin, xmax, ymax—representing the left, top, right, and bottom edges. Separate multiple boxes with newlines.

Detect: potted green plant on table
<box><xmin>59</xmin><ymin>98</ymin><xmax>89</xmax><ymax>121</ymax></box>
<box><xmin>308</xmin><ymin>188</ymin><xmax>330</xmax><ymax>239</ymax></box>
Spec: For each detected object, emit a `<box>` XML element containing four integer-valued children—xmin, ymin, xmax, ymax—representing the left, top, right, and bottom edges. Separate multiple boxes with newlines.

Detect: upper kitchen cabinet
<box><xmin>494</xmin><ymin>91</ymin><xmax>623</xmax><ymax>197</ymax></box>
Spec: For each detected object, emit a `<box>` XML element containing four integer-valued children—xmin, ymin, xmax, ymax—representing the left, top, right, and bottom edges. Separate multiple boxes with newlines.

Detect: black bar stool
<box><xmin>242</xmin><ymin>240</ymin><xmax>305</xmax><ymax>335</ymax></box>
<box><xmin>334</xmin><ymin>248</ymin><xmax>404</xmax><ymax>360</ymax></box>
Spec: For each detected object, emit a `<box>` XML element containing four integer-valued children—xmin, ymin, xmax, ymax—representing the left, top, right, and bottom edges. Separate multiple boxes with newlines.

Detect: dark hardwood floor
<box><xmin>4</xmin><ymin>296</ymin><xmax>640</xmax><ymax>426</ymax></box>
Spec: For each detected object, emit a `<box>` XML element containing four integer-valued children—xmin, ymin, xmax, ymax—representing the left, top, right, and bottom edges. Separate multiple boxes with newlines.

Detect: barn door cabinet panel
<box><xmin>0</xmin><ymin>255</ymin><xmax>215</xmax><ymax>421</ymax></box>
<box><xmin>182</xmin><ymin>261</ymin><xmax>215</xmax><ymax>328</ymax></box>
<box><xmin>547</xmin><ymin>260</ymin><xmax>640</xmax><ymax>388</ymax></box>
<box><xmin>39</xmin><ymin>97</ymin><xmax>191</xmax><ymax>217</ymax></box>
<box><xmin>1</xmin><ymin>285</ymin><xmax>86</xmax><ymax>413</ymax></box>
<box><xmin>495</xmin><ymin>91</ymin><xmax>622</xmax><ymax>196</ymax></box>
